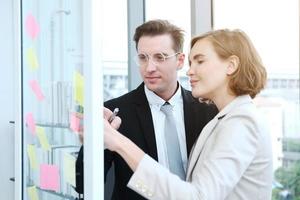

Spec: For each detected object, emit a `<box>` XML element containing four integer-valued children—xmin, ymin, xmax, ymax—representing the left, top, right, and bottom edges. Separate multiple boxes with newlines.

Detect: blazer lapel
<box><xmin>133</xmin><ymin>84</ymin><xmax>158</xmax><ymax>160</ymax></box>
<box><xmin>186</xmin><ymin>117</ymin><xmax>219</xmax><ymax>179</ymax></box>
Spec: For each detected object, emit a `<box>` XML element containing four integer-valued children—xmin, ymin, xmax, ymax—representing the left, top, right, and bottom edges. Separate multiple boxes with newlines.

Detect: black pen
<box><xmin>108</xmin><ymin>108</ymin><xmax>119</xmax><ymax>123</ymax></box>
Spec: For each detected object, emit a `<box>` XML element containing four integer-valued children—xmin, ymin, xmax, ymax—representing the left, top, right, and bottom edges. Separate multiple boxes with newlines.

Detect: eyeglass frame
<box><xmin>134</xmin><ymin>52</ymin><xmax>181</xmax><ymax>67</ymax></box>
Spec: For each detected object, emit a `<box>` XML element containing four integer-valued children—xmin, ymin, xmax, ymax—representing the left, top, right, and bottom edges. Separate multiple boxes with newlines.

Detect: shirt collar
<box><xmin>144</xmin><ymin>84</ymin><xmax>182</xmax><ymax>107</ymax></box>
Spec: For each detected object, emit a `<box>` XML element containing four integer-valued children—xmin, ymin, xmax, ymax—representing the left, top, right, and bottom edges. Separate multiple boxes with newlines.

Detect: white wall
<box><xmin>0</xmin><ymin>0</ymin><xmax>15</xmax><ymax>199</ymax></box>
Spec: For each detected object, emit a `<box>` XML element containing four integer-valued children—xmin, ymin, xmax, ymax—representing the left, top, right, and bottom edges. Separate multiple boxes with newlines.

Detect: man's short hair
<box><xmin>134</xmin><ymin>19</ymin><xmax>185</xmax><ymax>53</ymax></box>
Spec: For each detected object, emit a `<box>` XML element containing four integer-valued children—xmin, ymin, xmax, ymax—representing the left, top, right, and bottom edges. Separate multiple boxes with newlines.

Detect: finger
<box><xmin>110</xmin><ymin>116</ymin><xmax>121</xmax><ymax>130</ymax></box>
<box><xmin>103</xmin><ymin>107</ymin><xmax>113</xmax><ymax>120</ymax></box>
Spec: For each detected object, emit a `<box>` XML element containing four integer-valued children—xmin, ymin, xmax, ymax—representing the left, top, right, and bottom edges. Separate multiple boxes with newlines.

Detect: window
<box><xmin>102</xmin><ymin>1</ymin><xmax>128</xmax><ymax>101</ymax></box>
<box><xmin>213</xmin><ymin>0</ymin><xmax>300</xmax><ymax>198</ymax></box>
<box><xmin>146</xmin><ymin>0</ymin><xmax>192</xmax><ymax>89</ymax></box>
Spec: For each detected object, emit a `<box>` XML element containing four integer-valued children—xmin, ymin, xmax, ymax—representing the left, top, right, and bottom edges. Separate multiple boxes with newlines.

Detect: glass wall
<box><xmin>213</xmin><ymin>0</ymin><xmax>299</xmax><ymax>199</ymax></box>
<box><xmin>22</xmin><ymin>0</ymin><xmax>83</xmax><ymax>199</ymax></box>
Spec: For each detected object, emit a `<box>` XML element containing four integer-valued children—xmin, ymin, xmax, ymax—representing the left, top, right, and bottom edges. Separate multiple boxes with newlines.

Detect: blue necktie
<box><xmin>161</xmin><ymin>102</ymin><xmax>185</xmax><ymax>180</ymax></box>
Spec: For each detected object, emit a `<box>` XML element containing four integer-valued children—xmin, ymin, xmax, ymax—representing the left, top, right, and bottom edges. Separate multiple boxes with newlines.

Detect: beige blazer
<box><xmin>127</xmin><ymin>95</ymin><xmax>273</xmax><ymax>200</ymax></box>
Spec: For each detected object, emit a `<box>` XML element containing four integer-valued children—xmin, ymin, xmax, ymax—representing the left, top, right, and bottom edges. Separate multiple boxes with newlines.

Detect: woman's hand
<box><xmin>103</xmin><ymin>107</ymin><xmax>121</xmax><ymax>130</ymax></box>
<box><xmin>103</xmin><ymin>107</ymin><xmax>122</xmax><ymax>151</ymax></box>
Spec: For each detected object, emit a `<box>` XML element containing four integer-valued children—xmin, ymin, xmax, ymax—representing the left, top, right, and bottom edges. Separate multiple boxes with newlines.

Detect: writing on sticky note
<box><xmin>25</xmin><ymin>13</ymin><xmax>40</xmax><ymax>40</ymax></box>
<box><xmin>26</xmin><ymin>113</ymin><xmax>36</xmax><ymax>135</ymax></box>
<box><xmin>27</xmin><ymin>47</ymin><xmax>39</xmax><ymax>70</ymax></box>
<box><xmin>40</xmin><ymin>164</ymin><xmax>60</xmax><ymax>191</ymax></box>
<box><xmin>70</xmin><ymin>112</ymin><xmax>80</xmax><ymax>132</ymax></box>
<box><xmin>74</xmin><ymin>71</ymin><xmax>84</xmax><ymax>106</ymax></box>
<box><xmin>27</xmin><ymin>144</ymin><xmax>38</xmax><ymax>170</ymax></box>
<box><xmin>29</xmin><ymin>80</ymin><xmax>45</xmax><ymax>101</ymax></box>
<box><xmin>36</xmin><ymin>126</ymin><xmax>51</xmax><ymax>151</ymax></box>
<box><xmin>27</xmin><ymin>186</ymin><xmax>39</xmax><ymax>200</ymax></box>
<box><xmin>64</xmin><ymin>153</ymin><xmax>76</xmax><ymax>186</ymax></box>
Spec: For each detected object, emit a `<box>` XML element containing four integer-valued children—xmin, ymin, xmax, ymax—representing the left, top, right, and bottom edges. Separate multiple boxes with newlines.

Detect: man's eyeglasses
<box><xmin>134</xmin><ymin>52</ymin><xmax>180</xmax><ymax>66</ymax></box>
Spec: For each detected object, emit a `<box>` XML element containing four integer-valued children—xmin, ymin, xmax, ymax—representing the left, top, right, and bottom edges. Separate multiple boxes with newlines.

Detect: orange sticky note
<box><xmin>36</xmin><ymin>126</ymin><xmax>51</xmax><ymax>151</ymax></box>
<box><xmin>40</xmin><ymin>164</ymin><xmax>60</xmax><ymax>191</ymax></box>
<box><xmin>29</xmin><ymin>80</ymin><xmax>45</xmax><ymax>101</ymax></box>
<box><xmin>27</xmin><ymin>144</ymin><xmax>38</xmax><ymax>170</ymax></box>
<box><xmin>25</xmin><ymin>113</ymin><xmax>36</xmax><ymax>135</ymax></box>
<box><xmin>70</xmin><ymin>112</ymin><xmax>80</xmax><ymax>132</ymax></box>
<box><xmin>27</xmin><ymin>186</ymin><xmax>39</xmax><ymax>200</ymax></box>
<box><xmin>25</xmin><ymin>13</ymin><xmax>40</xmax><ymax>40</ymax></box>
<box><xmin>26</xmin><ymin>47</ymin><xmax>39</xmax><ymax>70</ymax></box>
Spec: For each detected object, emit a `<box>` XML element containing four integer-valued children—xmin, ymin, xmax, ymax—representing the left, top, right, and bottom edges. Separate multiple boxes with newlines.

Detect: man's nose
<box><xmin>145</xmin><ymin>59</ymin><xmax>157</xmax><ymax>72</ymax></box>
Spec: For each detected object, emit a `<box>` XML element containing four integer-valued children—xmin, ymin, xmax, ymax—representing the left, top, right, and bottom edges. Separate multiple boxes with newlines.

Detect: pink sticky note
<box><xmin>40</xmin><ymin>164</ymin><xmax>60</xmax><ymax>191</ymax></box>
<box><xmin>70</xmin><ymin>112</ymin><xmax>80</xmax><ymax>132</ymax></box>
<box><xmin>29</xmin><ymin>80</ymin><xmax>45</xmax><ymax>101</ymax></box>
<box><xmin>25</xmin><ymin>13</ymin><xmax>40</xmax><ymax>40</ymax></box>
<box><xmin>25</xmin><ymin>113</ymin><xmax>36</xmax><ymax>135</ymax></box>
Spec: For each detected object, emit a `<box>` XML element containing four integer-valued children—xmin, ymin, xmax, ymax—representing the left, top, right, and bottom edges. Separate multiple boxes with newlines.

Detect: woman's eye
<box><xmin>197</xmin><ymin>60</ymin><xmax>204</xmax><ymax>64</ymax></box>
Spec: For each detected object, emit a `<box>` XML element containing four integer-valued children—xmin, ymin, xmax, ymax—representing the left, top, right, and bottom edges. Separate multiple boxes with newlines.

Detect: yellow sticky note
<box><xmin>27</xmin><ymin>47</ymin><xmax>39</xmax><ymax>70</ymax></box>
<box><xmin>64</xmin><ymin>153</ymin><xmax>76</xmax><ymax>186</ymax></box>
<box><xmin>74</xmin><ymin>71</ymin><xmax>84</xmax><ymax>106</ymax></box>
<box><xmin>36</xmin><ymin>126</ymin><xmax>51</xmax><ymax>151</ymax></box>
<box><xmin>27</xmin><ymin>186</ymin><xmax>39</xmax><ymax>200</ymax></box>
<box><xmin>27</xmin><ymin>144</ymin><xmax>38</xmax><ymax>170</ymax></box>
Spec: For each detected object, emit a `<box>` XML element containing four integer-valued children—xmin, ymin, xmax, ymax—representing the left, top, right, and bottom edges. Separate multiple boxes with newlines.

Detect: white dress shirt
<box><xmin>144</xmin><ymin>85</ymin><xmax>188</xmax><ymax>172</ymax></box>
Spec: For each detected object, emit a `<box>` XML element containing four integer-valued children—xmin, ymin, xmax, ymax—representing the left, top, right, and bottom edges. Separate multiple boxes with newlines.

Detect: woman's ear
<box><xmin>227</xmin><ymin>55</ymin><xmax>239</xmax><ymax>75</ymax></box>
<box><xmin>177</xmin><ymin>53</ymin><xmax>185</xmax><ymax>70</ymax></box>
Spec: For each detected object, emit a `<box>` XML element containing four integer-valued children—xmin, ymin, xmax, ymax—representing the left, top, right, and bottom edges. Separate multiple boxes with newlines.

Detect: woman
<box><xmin>104</xmin><ymin>29</ymin><xmax>273</xmax><ymax>200</ymax></box>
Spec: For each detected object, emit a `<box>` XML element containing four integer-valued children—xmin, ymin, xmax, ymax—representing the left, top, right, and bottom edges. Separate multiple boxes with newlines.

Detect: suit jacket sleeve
<box><xmin>75</xmin><ymin>146</ymin><xmax>84</xmax><ymax>193</ymax></box>
<box><xmin>127</xmin><ymin>115</ymin><xmax>260</xmax><ymax>200</ymax></box>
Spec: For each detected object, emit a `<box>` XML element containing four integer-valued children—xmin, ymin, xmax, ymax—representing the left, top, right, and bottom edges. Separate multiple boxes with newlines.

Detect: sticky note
<box><xmin>27</xmin><ymin>144</ymin><xmax>38</xmax><ymax>170</ymax></box>
<box><xmin>25</xmin><ymin>13</ymin><xmax>40</xmax><ymax>40</ymax></box>
<box><xmin>25</xmin><ymin>113</ymin><xmax>36</xmax><ymax>135</ymax></box>
<box><xmin>36</xmin><ymin>126</ymin><xmax>50</xmax><ymax>151</ymax></box>
<box><xmin>70</xmin><ymin>112</ymin><xmax>80</xmax><ymax>132</ymax></box>
<box><xmin>26</xmin><ymin>47</ymin><xmax>39</xmax><ymax>70</ymax></box>
<box><xmin>63</xmin><ymin>153</ymin><xmax>76</xmax><ymax>186</ymax></box>
<box><xmin>29</xmin><ymin>80</ymin><xmax>45</xmax><ymax>101</ymax></box>
<box><xmin>40</xmin><ymin>164</ymin><xmax>60</xmax><ymax>191</ymax></box>
<box><xmin>74</xmin><ymin>71</ymin><xmax>84</xmax><ymax>106</ymax></box>
<box><xmin>27</xmin><ymin>186</ymin><xmax>39</xmax><ymax>200</ymax></box>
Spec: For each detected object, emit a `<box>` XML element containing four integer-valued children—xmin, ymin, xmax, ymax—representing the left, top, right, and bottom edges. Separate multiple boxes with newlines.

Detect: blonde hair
<box><xmin>191</xmin><ymin>29</ymin><xmax>267</xmax><ymax>98</ymax></box>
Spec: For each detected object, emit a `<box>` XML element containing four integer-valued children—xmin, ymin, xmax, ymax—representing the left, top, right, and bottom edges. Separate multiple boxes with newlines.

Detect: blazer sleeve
<box><xmin>127</xmin><ymin>115</ymin><xmax>260</xmax><ymax>200</ymax></box>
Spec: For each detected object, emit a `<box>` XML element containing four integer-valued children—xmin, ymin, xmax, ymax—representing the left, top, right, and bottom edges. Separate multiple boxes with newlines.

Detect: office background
<box><xmin>0</xmin><ymin>0</ymin><xmax>299</xmax><ymax>200</ymax></box>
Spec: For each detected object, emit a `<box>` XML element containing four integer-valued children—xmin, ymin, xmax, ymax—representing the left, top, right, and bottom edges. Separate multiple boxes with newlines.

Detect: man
<box><xmin>76</xmin><ymin>19</ymin><xmax>217</xmax><ymax>199</ymax></box>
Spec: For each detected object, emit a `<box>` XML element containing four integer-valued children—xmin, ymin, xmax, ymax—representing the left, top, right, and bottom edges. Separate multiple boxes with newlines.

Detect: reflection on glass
<box><xmin>22</xmin><ymin>0</ymin><xmax>83</xmax><ymax>199</ymax></box>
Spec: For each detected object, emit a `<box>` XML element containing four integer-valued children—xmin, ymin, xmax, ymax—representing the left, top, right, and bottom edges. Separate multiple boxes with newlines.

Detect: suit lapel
<box><xmin>186</xmin><ymin>117</ymin><xmax>219</xmax><ymax>179</ymax></box>
<box><xmin>181</xmin><ymin>88</ymin><xmax>200</xmax><ymax>157</ymax></box>
<box><xmin>133</xmin><ymin>84</ymin><xmax>158</xmax><ymax>160</ymax></box>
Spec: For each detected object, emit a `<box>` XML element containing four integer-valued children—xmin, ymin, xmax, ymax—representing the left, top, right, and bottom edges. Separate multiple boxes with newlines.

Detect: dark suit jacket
<box><xmin>75</xmin><ymin>83</ymin><xmax>217</xmax><ymax>199</ymax></box>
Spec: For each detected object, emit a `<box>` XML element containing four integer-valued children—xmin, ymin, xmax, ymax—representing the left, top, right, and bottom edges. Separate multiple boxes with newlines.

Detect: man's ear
<box><xmin>227</xmin><ymin>55</ymin><xmax>239</xmax><ymax>75</ymax></box>
<box><xmin>177</xmin><ymin>53</ymin><xmax>185</xmax><ymax>70</ymax></box>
